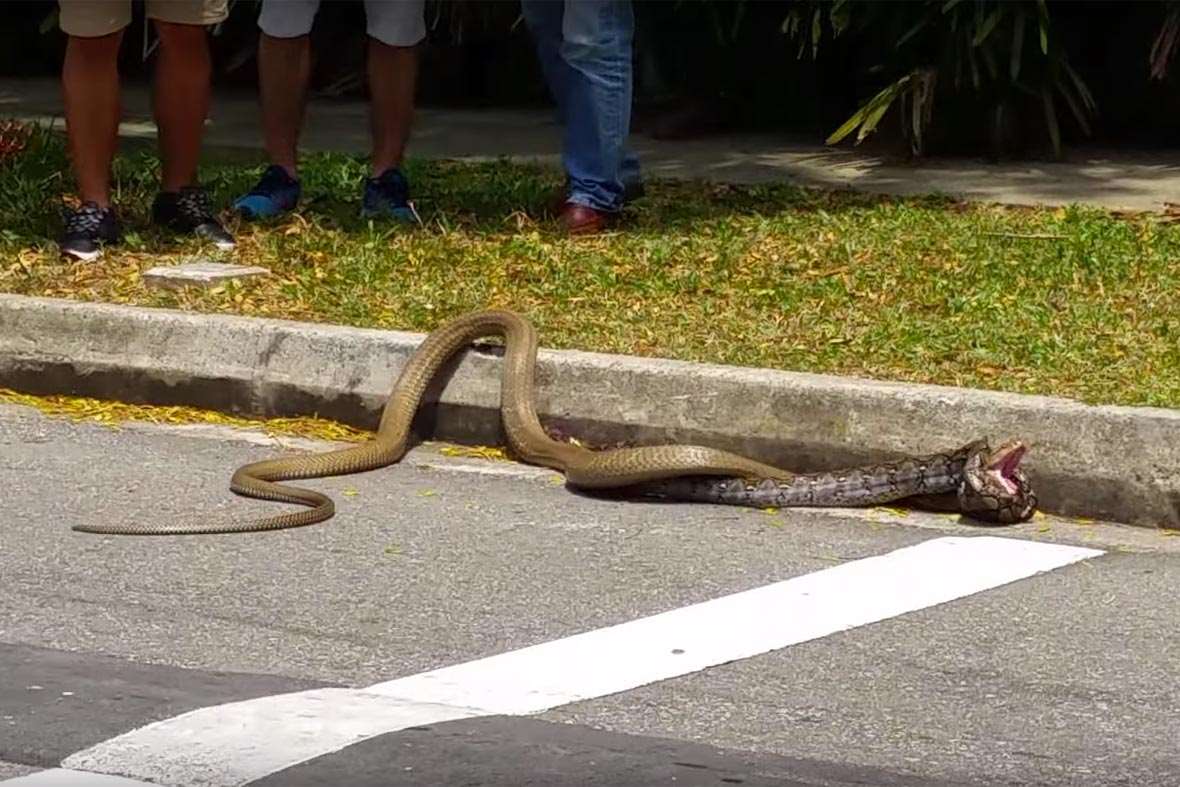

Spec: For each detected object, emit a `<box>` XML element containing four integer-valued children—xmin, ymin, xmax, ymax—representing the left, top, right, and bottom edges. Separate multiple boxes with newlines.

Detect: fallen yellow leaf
<box><xmin>438</xmin><ymin>444</ymin><xmax>510</xmax><ymax>461</ymax></box>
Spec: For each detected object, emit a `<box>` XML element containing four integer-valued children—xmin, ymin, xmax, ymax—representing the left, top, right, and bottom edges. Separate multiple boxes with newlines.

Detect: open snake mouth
<box><xmin>986</xmin><ymin>441</ymin><xmax>1028</xmax><ymax>494</ymax></box>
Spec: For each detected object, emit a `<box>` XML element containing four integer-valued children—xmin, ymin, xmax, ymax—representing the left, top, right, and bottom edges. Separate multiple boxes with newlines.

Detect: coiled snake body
<box><xmin>72</xmin><ymin>309</ymin><xmax>1037</xmax><ymax>535</ymax></box>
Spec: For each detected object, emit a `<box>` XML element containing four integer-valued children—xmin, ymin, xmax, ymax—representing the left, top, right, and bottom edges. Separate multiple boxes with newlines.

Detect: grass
<box><xmin>2</xmin><ymin>124</ymin><xmax>1179</xmax><ymax>409</ymax></box>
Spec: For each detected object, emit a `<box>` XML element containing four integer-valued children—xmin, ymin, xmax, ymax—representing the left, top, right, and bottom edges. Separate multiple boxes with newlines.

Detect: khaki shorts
<box><xmin>59</xmin><ymin>0</ymin><xmax>229</xmax><ymax>38</ymax></box>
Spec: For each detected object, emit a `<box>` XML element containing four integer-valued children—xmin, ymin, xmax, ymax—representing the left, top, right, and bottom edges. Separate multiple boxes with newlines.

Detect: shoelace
<box><xmin>176</xmin><ymin>187</ymin><xmax>216</xmax><ymax>224</ymax></box>
<box><xmin>64</xmin><ymin>203</ymin><xmax>108</xmax><ymax>234</ymax></box>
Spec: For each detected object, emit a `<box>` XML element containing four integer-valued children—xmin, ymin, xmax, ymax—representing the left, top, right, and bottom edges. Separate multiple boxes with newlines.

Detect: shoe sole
<box><xmin>234</xmin><ymin>195</ymin><xmax>297</xmax><ymax>221</ymax></box>
<box><xmin>234</xmin><ymin>205</ymin><xmax>291</xmax><ymax>221</ymax></box>
<box><xmin>61</xmin><ymin>247</ymin><xmax>102</xmax><ymax>262</ymax></box>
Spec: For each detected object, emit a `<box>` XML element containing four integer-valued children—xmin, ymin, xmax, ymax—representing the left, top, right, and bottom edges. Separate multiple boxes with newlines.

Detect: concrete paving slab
<box><xmin>141</xmin><ymin>261</ymin><xmax>270</xmax><ymax>290</ymax></box>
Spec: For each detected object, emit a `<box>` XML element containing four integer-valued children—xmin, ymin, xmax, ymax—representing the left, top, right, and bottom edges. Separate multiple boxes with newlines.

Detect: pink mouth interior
<box><xmin>987</xmin><ymin>444</ymin><xmax>1027</xmax><ymax>494</ymax></box>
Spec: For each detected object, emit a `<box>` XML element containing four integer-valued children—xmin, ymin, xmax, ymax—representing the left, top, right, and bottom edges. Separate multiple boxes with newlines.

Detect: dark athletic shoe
<box><xmin>360</xmin><ymin>168</ymin><xmax>416</xmax><ymax>222</ymax></box>
<box><xmin>151</xmin><ymin>185</ymin><xmax>235</xmax><ymax>250</ymax></box>
<box><xmin>60</xmin><ymin>201</ymin><xmax>120</xmax><ymax>262</ymax></box>
<box><xmin>233</xmin><ymin>164</ymin><xmax>301</xmax><ymax>219</ymax></box>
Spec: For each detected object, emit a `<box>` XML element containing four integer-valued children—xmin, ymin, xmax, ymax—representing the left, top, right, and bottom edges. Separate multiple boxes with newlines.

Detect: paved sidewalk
<box><xmin>4</xmin><ymin>77</ymin><xmax>1180</xmax><ymax>212</ymax></box>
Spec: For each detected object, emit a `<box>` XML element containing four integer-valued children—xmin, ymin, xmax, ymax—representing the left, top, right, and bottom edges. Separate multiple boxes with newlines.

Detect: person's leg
<box><xmin>146</xmin><ymin>0</ymin><xmax>234</xmax><ymax>247</ymax></box>
<box><xmin>233</xmin><ymin>0</ymin><xmax>319</xmax><ymax>219</ymax></box>
<box><xmin>367</xmin><ymin>39</ymin><xmax>418</xmax><ymax>176</ymax></box>
<box><xmin>360</xmin><ymin>0</ymin><xmax>424</xmax><ymax>220</ymax></box>
<box><xmin>558</xmin><ymin>0</ymin><xmax>636</xmax><ymax>219</ymax></box>
<box><xmin>151</xmin><ymin>20</ymin><xmax>212</xmax><ymax>192</ymax></box>
<box><xmin>61</xmin><ymin>30</ymin><xmax>123</xmax><ymax>208</ymax></box>
<box><xmin>257</xmin><ymin>0</ymin><xmax>319</xmax><ymax>176</ymax></box>
<box><xmin>257</xmin><ymin>33</ymin><xmax>311</xmax><ymax>175</ymax></box>
<box><xmin>56</xmin><ymin>1</ymin><xmax>131</xmax><ymax>260</ymax></box>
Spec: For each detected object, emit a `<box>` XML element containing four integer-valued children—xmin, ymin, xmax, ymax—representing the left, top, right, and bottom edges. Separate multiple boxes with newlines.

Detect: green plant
<box><xmin>0</xmin><ymin>120</ymin><xmax>33</xmax><ymax>166</ymax></box>
<box><xmin>1150</xmin><ymin>0</ymin><xmax>1180</xmax><ymax>79</ymax></box>
<box><xmin>786</xmin><ymin>0</ymin><xmax>1096</xmax><ymax>159</ymax></box>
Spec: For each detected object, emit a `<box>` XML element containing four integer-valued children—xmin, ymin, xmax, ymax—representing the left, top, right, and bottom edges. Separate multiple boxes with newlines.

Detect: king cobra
<box><xmin>72</xmin><ymin>309</ymin><xmax>1037</xmax><ymax>535</ymax></box>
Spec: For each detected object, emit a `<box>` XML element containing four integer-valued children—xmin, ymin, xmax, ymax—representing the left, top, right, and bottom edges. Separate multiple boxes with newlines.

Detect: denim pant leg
<box><xmin>524</xmin><ymin>0</ymin><xmax>637</xmax><ymax>213</ymax></box>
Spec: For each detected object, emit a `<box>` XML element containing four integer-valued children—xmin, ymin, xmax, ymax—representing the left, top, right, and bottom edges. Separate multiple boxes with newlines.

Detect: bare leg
<box><xmin>367</xmin><ymin>37</ymin><xmax>418</xmax><ymax>175</ymax></box>
<box><xmin>151</xmin><ymin>21</ymin><xmax>213</xmax><ymax>192</ymax></box>
<box><xmin>258</xmin><ymin>32</ymin><xmax>311</xmax><ymax>176</ymax></box>
<box><xmin>61</xmin><ymin>31</ymin><xmax>124</xmax><ymax>207</ymax></box>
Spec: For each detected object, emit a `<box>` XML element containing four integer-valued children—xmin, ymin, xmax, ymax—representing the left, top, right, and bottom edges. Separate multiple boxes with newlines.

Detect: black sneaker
<box><xmin>151</xmin><ymin>185</ymin><xmax>235</xmax><ymax>249</ymax></box>
<box><xmin>60</xmin><ymin>201</ymin><xmax>120</xmax><ymax>262</ymax></box>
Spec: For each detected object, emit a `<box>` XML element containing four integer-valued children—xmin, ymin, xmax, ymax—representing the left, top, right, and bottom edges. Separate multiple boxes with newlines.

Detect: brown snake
<box><xmin>72</xmin><ymin>309</ymin><xmax>1037</xmax><ymax>535</ymax></box>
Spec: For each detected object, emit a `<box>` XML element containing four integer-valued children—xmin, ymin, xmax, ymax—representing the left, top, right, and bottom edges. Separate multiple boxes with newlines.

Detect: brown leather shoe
<box><xmin>549</xmin><ymin>182</ymin><xmax>643</xmax><ymax>215</ymax></box>
<box><xmin>559</xmin><ymin>203</ymin><xmax>610</xmax><ymax>235</ymax></box>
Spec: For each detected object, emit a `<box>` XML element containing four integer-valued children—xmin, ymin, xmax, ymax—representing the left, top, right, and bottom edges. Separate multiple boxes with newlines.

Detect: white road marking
<box><xmin>37</xmin><ymin>536</ymin><xmax>1102</xmax><ymax>787</ymax></box>
<box><xmin>366</xmin><ymin>536</ymin><xmax>1101</xmax><ymax>713</ymax></box>
<box><xmin>68</xmin><ymin>693</ymin><xmax>481</xmax><ymax>787</ymax></box>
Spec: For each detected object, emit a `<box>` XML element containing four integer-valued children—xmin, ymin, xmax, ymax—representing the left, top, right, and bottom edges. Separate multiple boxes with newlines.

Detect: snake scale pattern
<box><xmin>72</xmin><ymin>309</ymin><xmax>1038</xmax><ymax>535</ymax></box>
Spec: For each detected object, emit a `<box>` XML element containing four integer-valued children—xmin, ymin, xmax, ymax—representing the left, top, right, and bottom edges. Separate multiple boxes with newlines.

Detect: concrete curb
<box><xmin>1</xmin><ymin>293</ymin><xmax>1177</xmax><ymax>529</ymax></box>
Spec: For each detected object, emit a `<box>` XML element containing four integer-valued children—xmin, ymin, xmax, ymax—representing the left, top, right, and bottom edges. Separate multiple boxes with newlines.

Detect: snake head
<box><xmin>956</xmin><ymin>439</ymin><xmax>1038</xmax><ymax>524</ymax></box>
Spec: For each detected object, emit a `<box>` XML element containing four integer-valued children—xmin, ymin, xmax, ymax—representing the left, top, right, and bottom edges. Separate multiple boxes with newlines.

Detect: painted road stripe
<box><xmin>33</xmin><ymin>536</ymin><xmax>1100</xmax><ymax>787</ymax></box>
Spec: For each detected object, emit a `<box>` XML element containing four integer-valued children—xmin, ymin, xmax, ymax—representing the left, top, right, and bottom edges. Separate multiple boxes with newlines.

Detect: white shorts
<box><xmin>258</xmin><ymin>0</ymin><xmax>425</xmax><ymax>47</ymax></box>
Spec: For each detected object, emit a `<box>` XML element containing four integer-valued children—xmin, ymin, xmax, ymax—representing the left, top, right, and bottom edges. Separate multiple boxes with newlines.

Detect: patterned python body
<box><xmin>71</xmin><ymin>310</ymin><xmax>1035</xmax><ymax>535</ymax></box>
<box><xmin>633</xmin><ymin>444</ymin><xmax>976</xmax><ymax>508</ymax></box>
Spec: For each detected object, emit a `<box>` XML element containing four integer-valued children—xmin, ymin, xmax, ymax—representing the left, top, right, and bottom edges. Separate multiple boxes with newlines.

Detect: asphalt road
<box><xmin>1</xmin><ymin>402</ymin><xmax>1177</xmax><ymax>786</ymax></box>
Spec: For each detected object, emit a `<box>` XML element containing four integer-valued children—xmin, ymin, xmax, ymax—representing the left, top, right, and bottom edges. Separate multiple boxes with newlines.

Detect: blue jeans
<box><xmin>521</xmin><ymin>0</ymin><xmax>641</xmax><ymax>213</ymax></box>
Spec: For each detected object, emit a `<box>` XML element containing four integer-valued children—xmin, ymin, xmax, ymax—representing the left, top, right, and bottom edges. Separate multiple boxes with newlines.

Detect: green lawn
<box><xmin>2</xmin><ymin>126</ymin><xmax>1178</xmax><ymax>408</ymax></box>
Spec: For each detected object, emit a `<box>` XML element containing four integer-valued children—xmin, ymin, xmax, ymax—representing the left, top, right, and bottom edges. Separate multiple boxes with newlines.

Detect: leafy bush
<box><xmin>8</xmin><ymin>1</ymin><xmax>1180</xmax><ymax>158</ymax></box>
<box><xmin>0</xmin><ymin>121</ymin><xmax>33</xmax><ymax>166</ymax></box>
<box><xmin>784</xmin><ymin>0</ymin><xmax>1098</xmax><ymax>158</ymax></box>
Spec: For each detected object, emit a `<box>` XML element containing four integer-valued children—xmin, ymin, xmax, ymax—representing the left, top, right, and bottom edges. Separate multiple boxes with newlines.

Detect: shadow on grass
<box><xmin>243</xmin><ymin>155</ymin><xmax>967</xmax><ymax>237</ymax></box>
<box><xmin>0</xmin><ymin>124</ymin><xmax>983</xmax><ymax>250</ymax></box>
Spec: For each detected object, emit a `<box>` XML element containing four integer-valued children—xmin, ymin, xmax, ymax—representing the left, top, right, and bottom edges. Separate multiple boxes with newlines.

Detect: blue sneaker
<box><xmin>233</xmin><ymin>164</ymin><xmax>301</xmax><ymax>219</ymax></box>
<box><xmin>361</xmin><ymin>168</ymin><xmax>416</xmax><ymax>222</ymax></box>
